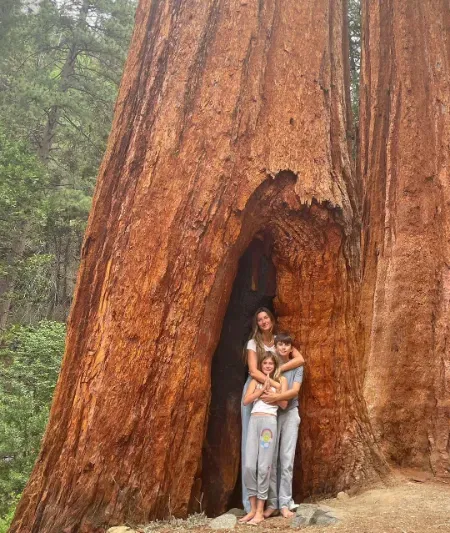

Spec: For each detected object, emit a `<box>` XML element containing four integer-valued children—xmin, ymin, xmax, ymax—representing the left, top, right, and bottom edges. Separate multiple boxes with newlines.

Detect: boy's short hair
<box><xmin>275</xmin><ymin>332</ymin><xmax>293</xmax><ymax>346</ymax></box>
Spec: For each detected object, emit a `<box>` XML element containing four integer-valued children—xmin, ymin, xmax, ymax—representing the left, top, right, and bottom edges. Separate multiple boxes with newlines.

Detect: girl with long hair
<box><xmin>240</xmin><ymin>353</ymin><xmax>287</xmax><ymax>525</ymax></box>
<box><xmin>241</xmin><ymin>307</ymin><xmax>304</xmax><ymax>512</ymax></box>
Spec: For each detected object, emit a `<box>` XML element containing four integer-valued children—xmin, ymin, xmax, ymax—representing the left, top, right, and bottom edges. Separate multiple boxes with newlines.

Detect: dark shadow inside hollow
<box><xmin>200</xmin><ymin>234</ymin><xmax>276</xmax><ymax>517</ymax></box>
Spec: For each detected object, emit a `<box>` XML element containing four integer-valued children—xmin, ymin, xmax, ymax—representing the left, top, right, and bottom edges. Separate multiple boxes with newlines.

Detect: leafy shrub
<box><xmin>0</xmin><ymin>321</ymin><xmax>66</xmax><ymax>527</ymax></box>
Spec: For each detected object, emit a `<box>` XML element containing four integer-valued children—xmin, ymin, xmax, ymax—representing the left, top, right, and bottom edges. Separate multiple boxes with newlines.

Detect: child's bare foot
<box><xmin>248</xmin><ymin>512</ymin><xmax>264</xmax><ymax>525</ymax></box>
<box><xmin>263</xmin><ymin>507</ymin><xmax>277</xmax><ymax>518</ymax></box>
<box><xmin>280</xmin><ymin>507</ymin><xmax>294</xmax><ymax>518</ymax></box>
<box><xmin>239</xmin><ymin>511</ymin><xmax>255</xmax><ymax>523</ymax></box>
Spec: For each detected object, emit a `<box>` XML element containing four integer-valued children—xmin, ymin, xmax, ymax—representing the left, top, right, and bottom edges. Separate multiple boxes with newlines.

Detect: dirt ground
<box><xmin>141</xmin><ymin>476</ymin><xmax>450</xmax><ymax>533</ymax></box>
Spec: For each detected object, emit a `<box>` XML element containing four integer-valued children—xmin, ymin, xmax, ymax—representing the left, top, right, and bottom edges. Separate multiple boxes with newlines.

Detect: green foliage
<box><xmin>0</xmin><ymin>494</ymin><xmax>19</xmax><ymax>533</ymax></box>
<box><xmin>14</xmin><ymin>254</ymin><xmax>54</xmax><ymax>310</ymax></box>
<box><xmin>0</xmin><ymin>321</ymin><xmax>66</xmax><ymax>526</ymax></box>
<box><xmin>0</xmin><ymin>129</ymin><xmax>47</xmax><ymax>242</ymax></box>
<box><xmin>0</xmin><ymin>0</ymin><xmax>136</xmax><ymax>322</ymax></box>
<box><xmin>348</xmin><ymin>0</ymin><xmax>361</xmax><ymax>126</ymax></box>
<box><xmin>0</xmin><ymin>129</ymin><xmax>51</xmax><ymax>322</ymax></box>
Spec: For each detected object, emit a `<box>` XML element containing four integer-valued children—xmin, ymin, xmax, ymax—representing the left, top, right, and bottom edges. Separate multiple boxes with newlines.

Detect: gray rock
<box><xmin>209</xmin><ymin>513</ymin><xmax>237</xmax><ymax>530</ymax></box>
<box><xmin>291</xmin><ymin>503</ymin><xmax>341</xmax><ymax>528</ymax></box>
<box><xmin>226</xmin><ymin>508</ymin><xmax>246</xmax><ymax>517</ymax></box>
<box><xmin>311</xmin><ymin>508</ymin><xmax>340</xmax><ymax>526</ymax></box>
<box><xmin>336</xmin><ymin>491</ymin><xmax>349</xmax><ymax>500</ymax></box>
<box><xmin>291</xmin><ymin>504</ymin><xmax>318</xmax><ymax>528</ymax></box>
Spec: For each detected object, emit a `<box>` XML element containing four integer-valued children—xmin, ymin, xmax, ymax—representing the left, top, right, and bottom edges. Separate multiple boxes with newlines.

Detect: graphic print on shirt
<box><xmin>260</xmin><ymin>428</ymin><xmax>273</xmax><ymax>448</ymax></box>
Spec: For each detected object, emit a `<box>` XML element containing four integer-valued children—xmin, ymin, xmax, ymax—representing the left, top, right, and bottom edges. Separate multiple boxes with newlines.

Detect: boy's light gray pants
<box><xmin>267</xmin><ymin>408</ymin><xmax>301</xmax><ymax>509</ymax></box>
<box><xmin>241</xmin><ymin>376</ymin><xmax>252</xmax><ymax>512</ymax></box>
<box><xmin>244</xmin><ymin>415</ymin><xmax>278</xmax><ymax>501</ymax></box>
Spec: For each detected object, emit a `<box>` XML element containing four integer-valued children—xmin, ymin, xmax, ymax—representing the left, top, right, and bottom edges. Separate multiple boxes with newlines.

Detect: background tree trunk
<box><xmin>12</xmin><ymin>1</ymin><xmax>388</xmax><ymax>531</ymax></box>
<box><xmin>37</xmin><ymin>0</ymin><xmax>90</xmax><ymax>163</ymax></box>
<box><xmin>360</xmin><ymin>0</ymin><xmax>450</xmax><ymax>477</ymax></box>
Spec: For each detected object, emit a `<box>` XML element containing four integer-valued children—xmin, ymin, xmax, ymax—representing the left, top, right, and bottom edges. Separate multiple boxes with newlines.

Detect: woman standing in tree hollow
<box><xmin>241</xmin><ymin>307</ymin><xmax>305</xmax><ymax>512</ymax></box>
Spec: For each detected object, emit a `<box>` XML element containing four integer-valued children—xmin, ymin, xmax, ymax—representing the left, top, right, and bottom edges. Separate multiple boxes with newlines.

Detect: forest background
<box><xmin>0</xmin><ymin>1</ymin><xmax>361</xmax><ymax>531</ymax></box>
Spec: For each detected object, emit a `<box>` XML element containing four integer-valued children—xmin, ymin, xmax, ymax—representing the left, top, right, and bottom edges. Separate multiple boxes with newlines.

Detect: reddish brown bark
<box><xmin>360</xmin><ymin>0</ymin><xmax>450</xmax><ymax>476</ymax></box>
<box><xmin>12</xmin><ymin>1</ymin><xmax>388</xmax><ymax>531</ymax></box>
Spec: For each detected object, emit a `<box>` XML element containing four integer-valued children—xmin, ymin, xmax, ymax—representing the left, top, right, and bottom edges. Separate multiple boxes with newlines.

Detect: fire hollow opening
<box><xmin>194</xmin><ymin>173</ymin><xmax>355</xmax><ymax>517</ymax></box>
<box><xmin>200</xmin><ymin>234</ymin><xmax>277</xmax><ymax>516</ymax></box>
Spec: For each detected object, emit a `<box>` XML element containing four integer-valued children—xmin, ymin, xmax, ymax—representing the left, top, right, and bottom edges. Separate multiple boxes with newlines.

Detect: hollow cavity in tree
<box><xmin>193</xmin><ymin>172</ymin><xmax>375</xmax><ymax>517</ymax></box>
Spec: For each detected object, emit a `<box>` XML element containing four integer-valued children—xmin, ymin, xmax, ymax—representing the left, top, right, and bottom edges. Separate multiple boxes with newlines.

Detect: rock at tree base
<box><xmin>291</xmin><ymin>504</ymin><xmax>340</xmax><ymax>528</ymax></box>
<box><xmin>312</xmin><ymin>508</ymin><xmax>340</xmax><ymax>526</ymax></box>
<box><xmin>226</xmin><ymin>508</ymin><xmax>245</xmax><ymax>517</ymax></box>
<box><xmin>209</xmin><ymin>513</ymin><xmax>237</xmax><ymax>530</ymax></box>
<box><xmin>336</xmin><ymin>491</ymin><xmax>350</xmax><ymax>500</ymax></box>
<box><xmin>291</xmin><ymin>504</ymin><xmax>317</xmax><ymax>528</ymax></box>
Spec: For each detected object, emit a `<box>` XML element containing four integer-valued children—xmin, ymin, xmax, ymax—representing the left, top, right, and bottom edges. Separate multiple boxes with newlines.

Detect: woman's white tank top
<box><xmin>246</xmin><ymin>338</ymin><xmax>276</xmax><ymax>355</ymax></box>
<box><xmin>251</xmin><ymin>384</ymin><xmax>278</xmax><ymax>416</ymax></box>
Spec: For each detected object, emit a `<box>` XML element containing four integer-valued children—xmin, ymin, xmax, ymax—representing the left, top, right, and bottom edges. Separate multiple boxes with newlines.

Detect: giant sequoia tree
<box><xmin>360</xmin><ymin>0</ymin><xmax>450</xmax><ymax>477</ymax></box>
<box><xmin>15</xmin><ymin>0</ymin><xmax>444</xmax><ymax>531</ymax></box>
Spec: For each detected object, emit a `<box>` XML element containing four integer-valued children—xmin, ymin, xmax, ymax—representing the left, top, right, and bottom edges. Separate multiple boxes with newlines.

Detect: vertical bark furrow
<box><xmin>178</xmin><ymin>0</ymin><xmax>223</xmax><ymax>147</ymax></box>
<box><xmin>230</xmin><ymin>1</ymin><xmax>277</xmax><ymax>143</ymax></box>
<box><xmin>361</xmin><ymin>0</ymin><xmax>450</xmax><ymax>476</ymax></box>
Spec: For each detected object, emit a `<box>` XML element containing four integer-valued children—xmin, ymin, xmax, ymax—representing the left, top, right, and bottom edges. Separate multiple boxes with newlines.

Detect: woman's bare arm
<box><xmin>280</xmin><ymin>346</ymin><xmax>305</xmax><ymax>372</ymax></box>
<box><xmin>247</xmin><ymin>349</ymin><xmax>281</xmax><ymax>390</ymax></box>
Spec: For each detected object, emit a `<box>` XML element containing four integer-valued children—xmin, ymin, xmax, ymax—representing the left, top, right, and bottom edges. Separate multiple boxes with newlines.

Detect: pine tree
<box><xmin>0</xmin><ymin>0</ymin><xmax>136</xmax><ymax>325</ymax></box>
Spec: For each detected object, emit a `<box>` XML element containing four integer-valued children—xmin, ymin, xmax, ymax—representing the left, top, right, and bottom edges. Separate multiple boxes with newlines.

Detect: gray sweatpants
<box><xmin>244</xmin><ymin>415</ymin><xmax>278</xmax><ymax>501</ymax></box>
<box><xmin>241</xmin><ymin>375</ymin><xmax>253</xmax><ymax>512</ymax></box>
<box><xmin>267</xmin><ymin>408</ymin><xmax>301</xmax><ymax>509</ymax></box>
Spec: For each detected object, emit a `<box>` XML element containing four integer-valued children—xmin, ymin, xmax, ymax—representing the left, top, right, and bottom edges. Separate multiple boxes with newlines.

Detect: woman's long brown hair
<box><xmin>243</xmin><ymin>307</ymin><xmax>277</xmax><ymax>365</ymax></box>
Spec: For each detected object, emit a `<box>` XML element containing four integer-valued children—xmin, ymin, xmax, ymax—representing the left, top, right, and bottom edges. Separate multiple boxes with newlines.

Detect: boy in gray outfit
<box><xmin>261</xmin><ymin>332</ymin><xmax>304</xmax><ymax>518</ymax></box>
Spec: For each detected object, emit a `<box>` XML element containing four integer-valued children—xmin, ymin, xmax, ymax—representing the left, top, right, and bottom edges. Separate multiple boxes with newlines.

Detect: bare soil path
<box><xmin>141</xmin><ymin>477</ymin><xmax>450</xmax><ymax>533</ymax></box>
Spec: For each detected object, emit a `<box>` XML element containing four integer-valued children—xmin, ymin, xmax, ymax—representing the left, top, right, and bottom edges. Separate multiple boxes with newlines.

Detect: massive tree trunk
<box><xmin>360</xmin><ymin>0</ymin><xmax>450</xmax><ymax>477</ymax></box>
<box><xmin>12</xmin><ymin>1</ymin><xmax>388</xmax><ymax>531</ymax></box>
